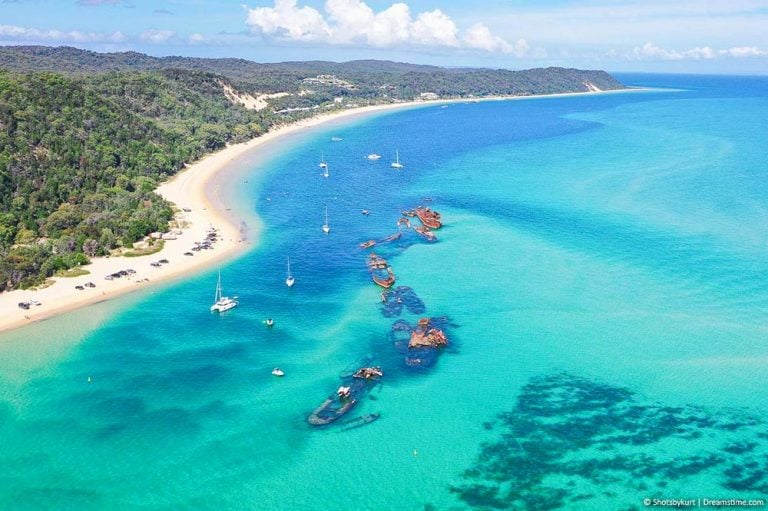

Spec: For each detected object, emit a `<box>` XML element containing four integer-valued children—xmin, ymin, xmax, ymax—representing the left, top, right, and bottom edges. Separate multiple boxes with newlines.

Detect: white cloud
<box><xmin>246</xmin><ymin>0</ymin><xmax>330</xmax><ymax>41</ymax></box>
<box><xmin>410</xmin><ymin>9</ymin><xmax>460</xmax><ymax>48</ymax></box>
<box><xmin>244</xmin><ymin>0</ymin><xmax>524</xmax><ymax>54</ymax></box>
<box><xmin>0</xmin><ymin>24</ymin><xmax>126</xmax><ymax>43</ymax></box>
<box><xmin>721</xmin><ymin>46</ymin><xmax>768</xmax><ymax>58</ymax></box>
<box><xmin>625</xmin><ymin>42</ymin><xmax>768</xmax><ymax>61</ymax></box>
<box><xmin>189</xmin><ymin>33</ymin><xmax>206</xmax><ymax>44</ymax></box>
<box><xmin>139</xmin><ymin>29</ymin><xmax>176</xmax><ymax>43</ymax></box>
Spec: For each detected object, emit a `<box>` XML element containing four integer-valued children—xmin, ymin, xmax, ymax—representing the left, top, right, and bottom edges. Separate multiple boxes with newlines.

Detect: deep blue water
<box><xmin>1</xmin><ymin>74</ymin><xmax>768</xmax><ymax>510</ymax></box>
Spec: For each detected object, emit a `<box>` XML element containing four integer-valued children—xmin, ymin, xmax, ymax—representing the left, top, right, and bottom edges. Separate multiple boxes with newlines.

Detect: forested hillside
<box><xmin>0</xmin><ymin>46</ymin><xmax>626</xmax><ymax>292</ymax></box>
<box><xmin>0</xmin><ymin>69</ymin><xmax>277</xmax><ymax>291</ymax></box>
<box><xmin>0</xmin><ymin>46</ymin><xmax>626</xmax><ymax>97</ymax></box>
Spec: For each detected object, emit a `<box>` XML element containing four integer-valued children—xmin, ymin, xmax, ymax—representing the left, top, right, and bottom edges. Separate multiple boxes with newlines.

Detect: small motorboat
<box><xmin>272</xmin><ymin>368</ymin><xmax>284</xmax><ymax>377</ymax></box>
<box><xmin>367</xmin><ymin>153</ymin><xmax>381</xmax><ymax>160</ymax></box>
<box><xmin>265</xmin><ymin>318</ymin><xmax>275</xmax><ymax>327</ymax></box>
<box><xmin>361</xmin><ymin>209</ymin><xmax>370</xmax><ymax>216</ymax></box>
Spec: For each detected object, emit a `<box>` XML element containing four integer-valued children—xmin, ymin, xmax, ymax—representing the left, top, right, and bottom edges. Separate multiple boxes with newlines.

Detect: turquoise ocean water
<box><xmin>2</xmin><ymin>74</ymin><xmax>768</xmax><ymax>510</ymax></box>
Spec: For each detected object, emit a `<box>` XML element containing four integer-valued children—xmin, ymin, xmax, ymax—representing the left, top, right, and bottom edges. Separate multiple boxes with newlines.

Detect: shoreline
<box><xmin>0</xmin><ymin>87</ymin><xmax>644</xmax><ymax>335</ymax></box>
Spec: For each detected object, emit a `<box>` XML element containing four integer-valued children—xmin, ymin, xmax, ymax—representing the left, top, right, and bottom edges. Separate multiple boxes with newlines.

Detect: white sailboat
<box><xmin>286</xmin><ymin>257</ymin><xmax>295</xmax><ymax>288</ymax></box>
<box><xmin>210</xmin><ymin>270</ymin><xmax>238</xmax><ymax>312</ymax></box>
<box><xmin>390</xmin><ymin>149</ymin><xmax>404</xmax><ymax>169</ymax></box>
<box><xmin>319</xmin><ymin>152</ymin><xmax>328</xmax><ymax>169</ymax></box>
<box><xmin>322</xmin><ymin>162</ymin><xmax>329</xmax><ymax>178</ymax></box>
<box><xmin>322</xmin><ymin>206</ymin><xmax>330</xmax><ymax>234</ymax></box>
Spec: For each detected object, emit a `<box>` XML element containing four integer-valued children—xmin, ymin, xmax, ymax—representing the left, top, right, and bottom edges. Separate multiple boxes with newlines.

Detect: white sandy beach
<box><xmin>0</xmin><ymin>88</ymin><xmax>640</xmax><ymax>334</ymax></box>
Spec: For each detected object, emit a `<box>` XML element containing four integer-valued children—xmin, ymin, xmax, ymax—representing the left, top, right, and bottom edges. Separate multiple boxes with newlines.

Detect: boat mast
<box><xmin>287</xmin><ymin>257</ymin><xmax>292</xmax><ymax>278</ymax></box>
<box><xmin>215</xmin><ymin>270</ymin><xmax>222</xmax><ymax>302</ymax></box>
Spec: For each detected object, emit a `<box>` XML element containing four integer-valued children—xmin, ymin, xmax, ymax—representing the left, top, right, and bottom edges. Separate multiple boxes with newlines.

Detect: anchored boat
<box><xmin>390</xmin><ymin>149</ymin><xmax>404</xmax><ymax>169</ymax></box>
<box><xmin>210</xmin><ymin>270</ymin><xmax>238</xmax><ymax>312</ymax></box>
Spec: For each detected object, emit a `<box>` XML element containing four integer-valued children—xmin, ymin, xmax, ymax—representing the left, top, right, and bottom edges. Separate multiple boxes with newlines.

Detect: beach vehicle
<box><xmin>286</xmin><ymin>257</ymin><xmax>295</xmax><ymax>288</ymax></box>
<box><xmin>322</xmin><ymin>206</ymin><xmax>330</xmax><ymax>234</ymax></box>
<box><xmin>84</xmin><ymin>282</ymin><xmax>95</xmax><ymax>288</ymax></box>
<box><xmin>271</xmin><ymin>368</ymin><xmax>284</xmax><ymax>377</ymax></box>
<box><xmin>18</xmin><ymin>302</ymin><xmax>30</xmax><ymax>310</ymax></box>
<box><xmin>390</xmin><ymin>149</ymin><xmax>404</xmax><ymax>169</ymax></box>
<box><xmin>366</xmin><ymin>153</ymin><xmax>381</xmax><ymax>160</ymax></box>
<box><xmin>184</xmin><ymin>252</ymin><xmax>194</xmax><ymax>256</ymax></box>
<box><xmin>341</xmin><ymin>413</ymin><xmax>380</xmax><ymax>431</ymax></box>
<box><xmin>75</xmin><ymin>285</ymin><xmax>84</xmax><ymax>290</ymax></box>
<box><xmin>210</xmin><ymin>270</ymin><xmax>238</xmax><ymax>313</ymax></box>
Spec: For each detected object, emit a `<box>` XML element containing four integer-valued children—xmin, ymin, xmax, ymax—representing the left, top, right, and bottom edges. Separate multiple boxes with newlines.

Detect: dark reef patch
<box><xmin>451</xmin><ymin>373</ymin><xmax>768</xmax><ymax>509</ymax></box>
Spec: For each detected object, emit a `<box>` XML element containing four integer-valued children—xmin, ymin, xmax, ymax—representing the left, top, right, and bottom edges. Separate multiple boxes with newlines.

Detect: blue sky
<box><xmin>1</xmin><ymin>0</ymin><xmax>767</xmax><ymax>73</ymax></box>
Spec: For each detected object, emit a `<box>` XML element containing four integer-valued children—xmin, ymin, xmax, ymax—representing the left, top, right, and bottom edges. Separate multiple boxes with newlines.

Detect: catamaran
<box><xmin>390</xmin><ymin>149</ymin><xmax>404</xmax><ymax>169</ymax></box>
<box><xmin>210</xmin><ymin>270</ymin><xmax>238</xmax><ymax>312</ymax></box>
<box><xmin>322</xmin><ymin>206</ymin><xmax>330</xmax><ymax>234</ymax></box>
<box><xmin>286</xmin><ymin>257</ymin><xmax>295</xmax><ymax>287</ymax></box>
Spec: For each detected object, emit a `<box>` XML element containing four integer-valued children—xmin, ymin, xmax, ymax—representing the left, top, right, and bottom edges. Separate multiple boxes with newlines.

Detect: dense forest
<box><xmin>0</xmin><ymin>46</ymin><xmax>626</xmax><ymax>292</ymax></box>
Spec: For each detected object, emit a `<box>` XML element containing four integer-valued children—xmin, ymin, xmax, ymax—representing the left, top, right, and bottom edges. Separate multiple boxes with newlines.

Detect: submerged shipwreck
<box><xmin>367</xmin><ymin>253</ymin><xmax>396</xmax><ymax>288</ymax></box>
<box><xmin>414</xmin><ymin>225</ymin><xmax>437</xmax><ymax>242</ymax></box>
<box><xmin>414</xmin><ymin>207</ymin><xmax>442</xmax><ymax>229</ymax></box>
<box><xmin>381</xmin><ymin>286</ymin><xmax>426</xmax><ymax>317</ymax></box>
<box><xmin>390</xmin><ymin>317</ymin><xmax>450</xmax><ymax>368</ymax></box>
<box><xmin>307</xmin><ymin>366</ymin><xmax>383</xmax><ymax>426</ymax></box>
